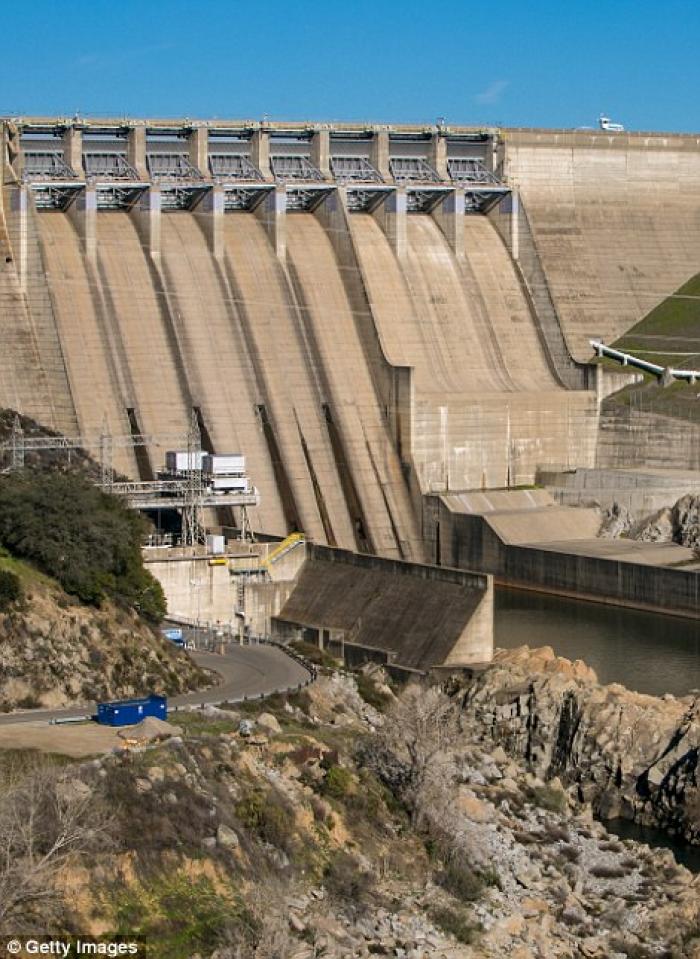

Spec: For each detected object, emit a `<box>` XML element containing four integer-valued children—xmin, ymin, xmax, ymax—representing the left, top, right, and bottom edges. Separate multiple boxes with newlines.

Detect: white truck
<box><xmin>599</xmin><ymin>115</ymin><xmax>625</xmax><ymax>132</ymax></box>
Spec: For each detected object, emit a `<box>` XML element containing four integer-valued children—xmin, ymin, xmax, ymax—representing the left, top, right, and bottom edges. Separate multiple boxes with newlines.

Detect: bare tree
<box><xmin>0</xmin><ymin>759</ymin><xmax>107</xmax><ymax>934</ymax></box>
<box><xmin>377</xmin><ymin>683</ymin><xmax>460</xmax><ymax>825</ymax></box>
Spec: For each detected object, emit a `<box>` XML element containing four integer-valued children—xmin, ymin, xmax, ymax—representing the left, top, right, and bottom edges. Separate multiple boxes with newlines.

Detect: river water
<box><xmin>495</xmin><ymin>587</ymin><xmax>700</xmax><ymax>697</ymax></box>
<box><xmin>495</xmin><ymin>587</ymin><xmax>700</xmax><ymax>870</ymax></box>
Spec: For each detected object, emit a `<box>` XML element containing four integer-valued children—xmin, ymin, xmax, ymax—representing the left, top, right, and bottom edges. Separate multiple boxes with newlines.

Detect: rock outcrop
<box><xmin>636</xmin><ymin>506</ymin><xmax>674</xmax><ymax>541</ymax></box>
<box><xmin>602</xmin><ymin>492</ymin><xmax>700</xmax><ymax>549</ymax></box>
<box><xmin>599</xmin><ymin>502</ymin><xmax>633</xmax><ymax>539</ymax></box>
<box><xmin>459</xmin><ymin>646</ymin><xmax>700</xmax><ymax>845</ymax></box>
<box><xmin>675</xmin><ymin>494</ymin><xmax>700</xmax><ymax>551</ymax></box>
<box><xmin>6</xmin><ymin>663</ymin><xmax>700</xmax><ymax>957</ymax></box>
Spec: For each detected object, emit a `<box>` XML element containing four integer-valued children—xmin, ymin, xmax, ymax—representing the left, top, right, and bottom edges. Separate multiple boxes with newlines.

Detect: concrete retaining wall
<box><xmin>144</xmin><ymin>542</ymin><xmax>305</xmax><ymax>636</ymax></box>
<box><xmin>540</xmin><ymin>467</ymin><xmax>700</xmax><ymax>523</ymax></box>
<box><xmin>273</xmin><ymin>543</ymin><xmax>493</xmax><ymax>670</ymax></box>
<box><xmin>426</xmin><ymin>496</ymin><xmax>700</xmax><ymax>618</ymax></box>
<box><xmin>598</xmin><ymin>405</ymin><xmax>700</xmax><ymax>472</ymax></box>
<box><xmin>144</xmin><ymin>551</ymin><xmax>240</xmax><ymax>625</ymax></box>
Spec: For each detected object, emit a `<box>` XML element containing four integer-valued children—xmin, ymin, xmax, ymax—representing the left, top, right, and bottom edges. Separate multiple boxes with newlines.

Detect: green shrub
<box><xmin>0</xmin><ymin>569</ymin><xmax>22</xmax><ymax>611</ymax></box>
<box><xmin>324</xmin><ymin>850</ymin><xmax>374</xmax><ymax>904</ymax></box>
<box><xmin>0</xmin><ymin>472</ymin><xmax>165</xmax><ymax>621</ymax></box>
<box><xmin>112</xmin><ymin>873</ymin><xmax>259</xmax><ymax>958</ymax></box>
<box><xmin>290</xmin><ymin>640</ymin><xmax>339</xmax><ymax>669</ymax></box>
<box><xmin>429</xmin><ymin>905</ymin><xmax>481</xmax><ymax>944</ymax></box>
<box><xmin>436</xmin><ymin>860</ymin><xmax>486</xmax><ymax>902</ymax></box>
<box><xmin>528</xmin><ymin>784</ymin><xmax>567</xmax><ymax>814</ymax></box>
<box><xmin>235</xmin><ymin>788</ymin><xmax>296</xmax><ymax>854</ymax></box>
<box><xmin>355</xmin><ymin>672</ymin><xmax>392</xmax><ymax>712</ymax></box>
<box><xmin>321</xmin><ymin>764</ymin><xmax>354</xmax><ymax>800</ymax></box>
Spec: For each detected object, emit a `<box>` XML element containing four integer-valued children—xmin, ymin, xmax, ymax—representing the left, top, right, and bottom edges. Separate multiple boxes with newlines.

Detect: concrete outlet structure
<box><xmin>144</xmin><ymin>539</ymin><xmax>493</xmax><ymax>672</ymax></box>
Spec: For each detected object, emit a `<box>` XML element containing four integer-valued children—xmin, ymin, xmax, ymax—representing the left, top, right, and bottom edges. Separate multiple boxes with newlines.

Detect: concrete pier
<box><xmin>132</xmin><ymin>187</ymin><xmax>162</xmax><ymax>257</ymax></box>
<box><xmin>428</xmin><ymin>130</ymin><xmax>448</xmax><ymax>179</ymax></box>
<box><xmin>126</xmin><ymin>125</ymin><xmax>148</xmax><ymax>180</ymax></box>
<box><xmin>188</xmin><ymin>124</ymin><xmax>209</xmax><ymax>177</ymax></box>
<box><xmin>250</xmin><ymin>128</ymin><xmax>272</xmax><ymax>180</ymax></box>
<box><xmin>62</xmin><ymin>127</ymin><xmax>83</xmax><ymax>177</ymax></box>
<box><xmin>311</xmin><ymin>128</ymin><xmax>331</xmax><ymax>177</ymax></box>
<box><xmin>369</xmin><ymin>128</ymin><xmax>391</xmax><ymax>180</ymax></box>
<box><xmin>372</xmin><ymin>187</ymin><xmax>407</xmax><ymax>258</ymax></box>
<box><xmin>255</xmin><ymin>185</ymin><xmax>286</xmax><ymax>260</ymax></box>
<box><xmin>432</xmin><ymin>188</ymin><xmax>464</xmax><ymax>254</ymax></box>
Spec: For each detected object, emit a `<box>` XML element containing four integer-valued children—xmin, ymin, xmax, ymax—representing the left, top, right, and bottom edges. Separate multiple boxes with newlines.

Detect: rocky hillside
<box><xmin>0</xmin><ymin>554</ymin><xmax>206</xmax><ymax>710</ymax></box>
<box><xmin>460</xmin><ymin>645</ymin><xmax>700</xmax><ymax>847</ymax></box>
<box><xmin>7</xmin><ymin>653</ymin><xmax>699</xmax><ymax>959</ymax></box>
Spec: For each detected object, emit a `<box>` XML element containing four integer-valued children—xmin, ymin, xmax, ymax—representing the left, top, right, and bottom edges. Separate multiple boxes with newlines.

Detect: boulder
<box><xmin>636</xmin><ymin>507</ymin><xmax>674</xmax><ymax>542</ymax></box>
<box><xmin>257</xmin><ymin>712</ymin><xmax>282</xmax><ymax>735</ymax></box>
<box><xmin>216</xmin><ymin>823</ymin><xmax>240</xmax><ymax>849</ymax></box>
<box><xmin>673</xmin><ymin>494</ymin><xmax>700</xmax><ymax>551</ymax></box>
<box><xmin>599</xmin><ymin>502</ymin><xmax>632</xmax><ymax>539</ymax></box>
<box><xmin>460</xmin><ymin>647</ymin><xmax>700</xmax><ymax>844</ymax></box>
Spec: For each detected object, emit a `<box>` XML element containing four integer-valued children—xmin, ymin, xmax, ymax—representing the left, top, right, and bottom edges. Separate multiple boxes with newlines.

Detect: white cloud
<box><xmin>473</xmin><ymin>80</ymin><xmax>509</xmax><ymax>105</ymax></box>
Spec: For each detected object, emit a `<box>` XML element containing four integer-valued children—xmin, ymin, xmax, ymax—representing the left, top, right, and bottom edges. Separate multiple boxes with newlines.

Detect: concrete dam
<box><xmin>2</xmin><ymin>117</ymin><xmax>700</xmax><ymax>570</ymax></box>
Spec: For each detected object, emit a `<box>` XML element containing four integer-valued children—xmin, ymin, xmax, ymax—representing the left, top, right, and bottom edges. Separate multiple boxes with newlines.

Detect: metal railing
<box><xmin>83</xmin><ymin>152</ymin><xmax>139</xmax><ymax>181</ymax></box>
<box><xmin>389</xmin><ymin>156</ymin><xmax>440</xmax><ymax>184</ymax></box>
<box><xmin>209</xmin><ymin>153</ymin><xmax>263</xmax><ymax>181</ymax></box>
<box><xmin>22</xmin><ymin>151</ymin><xmax>77</xmax><ymax>180</ymax></box>
<box><xmin>270</xmin><ymin>154</ymin><xmax>324</xmax><ymax>182</ymax></box>
<box><xmin>330</xmin><ymin>155</ymin><xmax>383</xmax><ymax>183</ymax></box>
<box><xmin>591</xmin><ymin>340</ymin><xmax>700</xmax><ymax>382</ymax></box>
<box><xmin>146</xmin><ymin>152</ymin><xmax>203</xmax><ymax>180</ymax></box>
<box><xmin>262</xmin><ymin>532</ymin><xmax>305</xmax><ymax>568</ymax></box>
<box><xmin>447</xmin><ymin>157</ymin><xmax>501</xmax><ymax>185</ymax></box>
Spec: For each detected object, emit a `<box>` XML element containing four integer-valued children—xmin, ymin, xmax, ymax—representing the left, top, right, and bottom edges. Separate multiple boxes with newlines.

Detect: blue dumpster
<box><xmin>96</xmin><ymin>694</ymin><xmax>167</xmax><ymax>727</ymax></box>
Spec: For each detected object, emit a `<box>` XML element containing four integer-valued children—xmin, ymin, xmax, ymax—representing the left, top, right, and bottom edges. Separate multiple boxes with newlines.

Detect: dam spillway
<box><xmin>5</xmin><ymin>116</ymin><xmax>700</xmax><ymax>558</ymax></box>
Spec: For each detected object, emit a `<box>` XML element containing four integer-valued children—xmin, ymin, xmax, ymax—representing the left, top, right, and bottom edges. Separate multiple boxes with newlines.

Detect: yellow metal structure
<box><xmin>263</xmin><ymin>532</ymin><xmax>305</xmax><ymax>569</ymax></box>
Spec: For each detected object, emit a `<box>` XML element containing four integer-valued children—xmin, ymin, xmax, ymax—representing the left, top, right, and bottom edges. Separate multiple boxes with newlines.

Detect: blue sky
<box><xmin>2</xmin><ymin>0</ymin><xmax>697</xmax><ymax>131</ymax></box>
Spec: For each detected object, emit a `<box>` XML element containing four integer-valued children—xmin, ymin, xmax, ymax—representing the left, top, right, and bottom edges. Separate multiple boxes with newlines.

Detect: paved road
<box><xmin>0</xmin><ymin>643</ymin><xmax>311</xmax><ymax>726</ymax></box>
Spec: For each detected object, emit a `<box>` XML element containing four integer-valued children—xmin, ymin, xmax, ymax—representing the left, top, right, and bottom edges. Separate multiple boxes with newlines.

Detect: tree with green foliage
<box><xmin>0</xmin><ymin>472</ymin><xmax>165</xmax><ymax>622</ymax></box>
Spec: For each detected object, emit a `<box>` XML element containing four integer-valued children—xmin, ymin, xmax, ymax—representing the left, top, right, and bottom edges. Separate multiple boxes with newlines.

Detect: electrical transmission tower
<box><xmin>181</xmin><ymin>411</ymin><xmax>204</xmax><ymax>547</ymax></box>
<box><xmin>10</xmin><ymin>414</ymin><xmax>25</xmax><ymax>470</ymax></box>
<box><xmin>99</xmin><ymin>416</ymin><xmax>114</xmax><ymax>489</ymax></box>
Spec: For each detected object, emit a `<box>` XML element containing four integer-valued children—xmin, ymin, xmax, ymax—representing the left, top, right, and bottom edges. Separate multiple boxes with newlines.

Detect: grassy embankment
<box><xmin>598</xmin><ymin>272</ymin><xmax>700</xmax><ymax>422</ymax></box>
